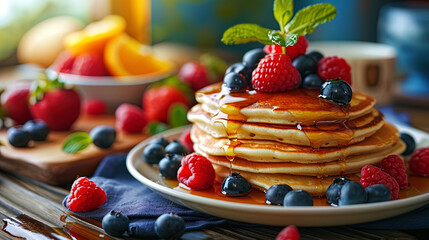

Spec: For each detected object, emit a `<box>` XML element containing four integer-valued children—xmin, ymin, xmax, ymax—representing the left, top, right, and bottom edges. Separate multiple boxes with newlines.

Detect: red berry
<box><xmin>115</xmin><ymin>104</ymin><xmax>147</xmax><ymax>133</ymax></box>
<box><xmin>30</xmin><ymin>89</ymin><xmax>81</xmax><ymax>131</ymax></box>
<box><xmin>378</xmin><ymin>155</ymin><xmax>408</xmax><ymax>189</ymax></box>
<box><xmin>66</xmin><ymin>177</ymin><xmax>106</xmax><ymax>212</ymax></box>
<box><xmin>275</xmin><ymin>225</ymin><xmax>300</xmax><ymax>240</ymax></box>
<box><xmin>51</xmin><ymin>51</ymin><xmax>76</xmax><ymax>74</ymax></box>
<box><xmin>360</xmin><ymin>165</ymin><xmax>399</xmax><ymax>200</ymax></box>
<box><xmin>83</xmin><ymin>99</ymin><xmax>106</xmax><ymax>115</ymax></box>
<box><xmin>72</xmin><ymin>52</ymin><xmax>108</xmax><ymax>76</ymax></box>
<box><xmin>2</xmin><ymin>83</ymin><xmax>33</xmax><ymax>124</ymax></box>
<box><xmin>143</xmin><ymin>85</ymin><xmax>189</xmax><ymax>123</ymax></box>
<box><xmin>409</xmin><ymin>148</ymin><xmax>429</xmax><ymax>177</ymax></box>
<box><xmin>317</xmin><ymin>56</ymin><xmax>352</xmax><ymax>85</ymax></box>
<box><xmin>264</xmin><ymin>36</ymin><xmax>308</xmax><ymax>60</ymax></box>
<box><xmin>252</xmin><ymin>54</ymin><xmax>300</xmax><ymax>92</ymax></box>
<box><xmin>178</xmin><ymin>62</ymin><xmax>210</xmax><ymax>91</ymax></box>
<box><xmin>179</xmin><ymin>128</ymin><xmax>193</xmax><ymax>152</ymax></box>
<box><xmin>177</xmin><ymin>153</ymin><xmax>215</xmax><ymax>190</ymax></box>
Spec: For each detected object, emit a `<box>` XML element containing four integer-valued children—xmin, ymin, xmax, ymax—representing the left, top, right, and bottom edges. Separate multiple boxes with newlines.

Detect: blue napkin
<box><xmin>63</xmin><ymin>153</ymin><xmax>228</xmax><ymax>238</ymax></box>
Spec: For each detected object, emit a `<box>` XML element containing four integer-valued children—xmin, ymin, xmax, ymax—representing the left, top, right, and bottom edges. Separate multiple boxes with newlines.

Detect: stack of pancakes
<box><xmin>188</xmin><ymin>83</ymin><xmax>405</xmax><ymax>196</ymax></box>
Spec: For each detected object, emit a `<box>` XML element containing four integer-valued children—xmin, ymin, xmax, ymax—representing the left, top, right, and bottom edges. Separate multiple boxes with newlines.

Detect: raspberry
<box><xmin>115</xmin><ymin>104</ymin><xmax>147</xmax><ymax>133</ymax></box>
<box><xmin>83</xmin><ymin>99</ymin><xmax>106</xmax><ymax>115</ymax></box>
<box><xmin>360</xmin><ymin>165</ymin><xmax>399</xmax><ymax>200</ymax></box>
<box><xmin>264</xmin><ymin>36</ymin><xmax>308</xmax><ymax>60</ymax></box>
<box><xmin>51</xmin><ymin>51</ymin><xmax>76</xmax><ymax>74</ymax></box>
<box><xmin>317</xmin><ymin>56</ymin><xmax>352</xmax><ymax>85</ymax></box>
<box><xmin>275</xmin><ymin>225</ymin><xmax>300</xmax><ymax>240</ymax></box>
<box><xmin>378</xmin><ymin>155</ymin><xmax>408</xmax><ymax>189</ymax></box>
<box><xmin>178</xmin><ymin>62</ymin><xmax>210</xmax><ymax>91</ymax></box>
<box><xmin>143</xmin><ymin>85</ymin><xmax>189</xmax><ymax>123</ymax></box>
<box><xmin>252</xmin><ymin>54</ymin><xmax>300</xmax><ymax>92</ymax></box>
<box><xmin>178</xmin><ymin>128</ymin><xmax>193</xmax><ymax>152</ymax></box>
<box><xmin>409</xmin><ymin>148</ymin><xmax>429</xmax><ymax>176</ymax></box>
<box><xmin>66</xmin><ymin>177</ymin><xmax>106</xmax><ymax>212</ymax></box>
<box><xmin>177</xmin><ymin>153</ymin><xmax>215</xmax><ymax>190</ymax></box>
<box><xmin>72</xmin><ymin>52</ymin><xmax>108</xmax><ymax>76</ymax></box>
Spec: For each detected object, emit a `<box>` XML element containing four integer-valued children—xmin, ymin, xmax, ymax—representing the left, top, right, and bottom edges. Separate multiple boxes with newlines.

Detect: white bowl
<box><xmin>46</xmin><ymin>68</ymin><xmax>175</xmax><ymax>113</ymax></box>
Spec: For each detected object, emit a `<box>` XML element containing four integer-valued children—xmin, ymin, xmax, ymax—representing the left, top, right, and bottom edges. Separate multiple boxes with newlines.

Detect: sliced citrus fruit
<box><xmin>104</xmin><ymin>33</ymin><xmax>172</xmax><ymax>77</ymax></box>
<box><xmin>64</xmin><ymin>15</ymin><xmax>126</xmax><ymax>56</ymax></box>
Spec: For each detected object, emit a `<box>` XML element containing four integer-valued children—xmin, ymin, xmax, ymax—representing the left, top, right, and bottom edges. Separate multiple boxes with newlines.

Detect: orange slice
<box><xmin>64</xmin><ymin>15</ymin><xmax>126</xmax><ymax>56</ymax></box>
<box><xmin>104</xmin><ymin>33</ymin><xmax>172</xmax><ymax>77</ymax></box>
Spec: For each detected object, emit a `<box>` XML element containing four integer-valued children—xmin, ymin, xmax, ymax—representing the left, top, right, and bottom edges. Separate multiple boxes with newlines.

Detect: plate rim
<box><xmin>126</xmin><ymin>125</ymin><xmax>429</xmax><ymax>222</ymax></box>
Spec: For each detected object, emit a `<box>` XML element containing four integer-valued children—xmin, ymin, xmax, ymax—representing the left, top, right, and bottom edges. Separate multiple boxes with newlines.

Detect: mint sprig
<box><xmin>286</xmin><ymin>3</ymin><xmax>337</xmax><ymax>36</ymax></box>
<box><xmin>221</xmin><ymin>0</ymin><xmax>336</xmax><ymax>47</ymax></box>
<box><xmin>62</xmin><ymin>132</ymin><xmax>93</xmax><ymax>154</ymax></box>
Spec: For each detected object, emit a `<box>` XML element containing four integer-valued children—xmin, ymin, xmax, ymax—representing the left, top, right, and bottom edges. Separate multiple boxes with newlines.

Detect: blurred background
<box><xmin>0</xmin><ymin>0</ymin><xmax>428</xmax><ymax>109</ymax></box>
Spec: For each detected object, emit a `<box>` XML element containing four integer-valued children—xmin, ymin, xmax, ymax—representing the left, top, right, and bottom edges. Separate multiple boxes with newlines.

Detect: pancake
<box><xmin>196</xmin><ymin>83</ymin><xmax>375</xmax><ymax>125</ymax></box>
<box><xmin>189</xmin><ymin>104</ymin><xmax>384</xmax><ymax>147</ymax></box>
<box><xmin>197</xmin><ymin>141</ymin><xmax>405</xmax><ymax>176</ymax></box>
<box><xmin>213</xmin><ymin>164</ymin><xmax>360</xmax><ymax>196</ymax></box>
<box><xmin>191</xmin><ymin>123</ymin><xmax>400</xmax><ymax>163</ymax></box>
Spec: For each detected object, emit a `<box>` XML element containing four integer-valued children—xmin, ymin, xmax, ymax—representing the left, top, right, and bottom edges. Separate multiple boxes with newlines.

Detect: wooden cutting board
<box><xmin>0</xmin><ymin>115</ymin><xmax>148</xmax><ymax>185</ymax></box>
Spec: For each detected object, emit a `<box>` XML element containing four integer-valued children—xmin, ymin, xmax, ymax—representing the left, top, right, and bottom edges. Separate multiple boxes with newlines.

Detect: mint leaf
<box><xmin>221</xmin><ymin>24</ymin><xmax>273</xmax><ymax>45</ymax></box>
<box><xmin>285</xmin><ymin>33</ymin><xmax>298</xmax><ymax>47</ymax></box>
<box><xmin>268</xmin><ymin>31</ymin><xmax>286</xmax><ymax>47</ymax></box>
<box><xmin>286</xmin><ymin>3</ymin><xmax>336</xmax><ymax>36</ymax></box>
<box><xmin>274</xmin><ymin>0</ymin><xmax>293</xmax><ymax>31</ymax></box>
<box><xmin>168</xmin><ymin>103</ymin><xmax>188</xmax><ymax>128</ymax></box>
<box><xmin>147</xmin><ymin>121</ymin><xmax>169</xmax><ymax>135</ymax></box>
<box><xmin>62</xmin><ymin>132</ymin><xmax>93</xmax><ymax>154</ymax></box>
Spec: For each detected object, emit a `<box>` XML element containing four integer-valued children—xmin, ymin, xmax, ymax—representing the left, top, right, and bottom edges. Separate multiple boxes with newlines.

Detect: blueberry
<box><xmin>143</xmin><ymin>143</ymin><xmax>165</xmax><ymax>164</ymax></box>
<box><xmin>326</xmin><ymin>177</ymin><xmax>351</xmax><ymax>206</ymax></box>
<box><xmin>221</xmin><ymin>172</ymin><xmax>252</xmax><ymax>196</ymax></box>
<box><xmin>302</xmin><ymin>74</ymin><xmax>324</xmax><ymax>89</ymax></box>
<box><xmin>102</xmin><ymin>210</ymin><xmax>130</xmax><ymax>237</ymax></box>
<box><xmin>22</xmin><ymin>120</ymin><xmax>49</xmax><ymax>141</ymax></box>
<box><xmin>242</xmin><ymin>48</ymin><xmax>266</xmax><ymax>69</ymax></box>
<box><xmin>338</xmin><ymin>181</ymin><xmax>367</xmax><ymax>206</ymax></box>
<box><xmin>225</xmin><ymin>62</ymin><xmax>253</xmax><ymax>86</ymax></box>
<box><xmin>319</xmin><ymin>79</ymin><xmax>353</xmax><ymax>105</ymax></box>
<box><xmin>89</xmin><ymin>125</ymin><xmax>116</xmax><ymax>149</ymax></box>
<box><xmin>400</xmin><ymin>133</ymin><xmax>416</xmax><ymax>156</ymax></box>
<box><xmin>154</xmin><ymin>213</ymin><xmax>186</xmax><ymax>240</ymax></box>
<box><xmin>283</xmin><ymin>190</ymin><xmax>313</xmax><ymax>207</ymax></box>
<box><xmin>265</xmin><ymin>184</ymin><xmax>293</xmax><ymax>205</ymax></box>
<box><xmin>292</xmin><ymin>55</ymin><xmax>317</xmax><ymax>77</ymax></box>
<box><xmin>307</xmin><ymin>51</ymin><xmax>324</xmax><ymax>63</ymax></box>
<box><xmin>223</xmin><ymin>72</ymin><xmax>248</xmax><ymax>92</ymax></box>
<box><xmin>365</xmin><ymin>184</ymin><xmax>391</xmax><ymax>203</ymax></box>
<box><xmin>165</xmin><ymin>141</ymin><xmax>188</xmax><ymax>155</ymax></box>
<box><xmin>159</xmin><ymin>154</ymin><xmax>183</xmax><ymax>179</ymax></box>
<box><xmin>149</xmin><ymin>137</ymin><xmax>170</xmax><ymax>147</ymax></box>
<box><xmin>7</xmin><ymin>127</ymin><xmax>31</xmax><ymax>148</ymax></box>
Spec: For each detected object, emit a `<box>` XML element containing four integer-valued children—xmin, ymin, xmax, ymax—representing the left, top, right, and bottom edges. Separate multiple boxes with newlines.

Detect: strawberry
<box><xmin>30</xmin><ymin>75</ymin><xmax>81</xmax><ymax>131</ymax></box>
<box><xmin>72</xmin><ymin>52</ymin><xmax>108</xmax><ymax>76</ymax></box>
<box><xmin>51</xmin><ymin>51</ymin><xmax>76</xmax><ymax>74</ymax></box>
<box><xmin>1</xmin><ymin>82</ymin><xmax>33</xmax><ymax>124</ymax></box>
<box><xmin>178</xmin><ymin>62</ymin><xmax>210</xmax><ymax>92</ymax></box>
<box><xmin>142</xmin><ymin>85</ymin><xmax>189</xmax><ymax>123</ymax></box>
<box><xmin>83</xmin><ymin>99</ymin><xmax>106</xmax><ymax>115</ymax></box>
<box><xmin>115</xmin><ymin>103</ymin><xmax>147</xmax><ymax>133</ymax></box>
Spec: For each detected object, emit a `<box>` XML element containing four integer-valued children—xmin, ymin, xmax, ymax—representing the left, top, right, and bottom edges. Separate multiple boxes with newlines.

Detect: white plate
<box><xmin>126</xmin><ymin>125</ymin><xmax>429</xmax><ymax>226</ymax></box>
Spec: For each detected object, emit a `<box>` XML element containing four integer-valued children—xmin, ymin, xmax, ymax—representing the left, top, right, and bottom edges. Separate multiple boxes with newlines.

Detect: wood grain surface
<box><xmin>0</xmin><ymin>115</ymin><xmax>148</xmax><ymax>185</ymax></box>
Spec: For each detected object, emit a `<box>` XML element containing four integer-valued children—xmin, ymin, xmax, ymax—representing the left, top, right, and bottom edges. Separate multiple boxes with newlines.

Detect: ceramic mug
<box><xmin>309</xmin><ymin>41</ymin><xmax>396</xmax><ymax>105</ymax></box>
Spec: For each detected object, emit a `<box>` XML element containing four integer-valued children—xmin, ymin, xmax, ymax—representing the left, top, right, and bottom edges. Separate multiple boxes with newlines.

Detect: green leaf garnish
<box><xmin>274</xmin><ymin>0</ymin><xmax>293</xmax><ymax>31</ymax></box>
<box><xmin>221</xmin><ymin>24</ymin><xmax>273</xmax><ymax>45</ymax></box>
<box><xmin>285</xmin><ymin>33</ymin><xmax>299</xmax><ymax>47</ymax></box>
<box><xmin>286</xmin><ymin>3</ymin><xmax>337</xmax><ymax>36</ymax></box>
<box><xmin>268</xmin><ymin>30</ymin><xmax>286</xmax><ymax>47</ymax></box>
<box><xmin>168</xmin><ymin>103</ymin><xmax>188</xmax><ymax>128</ymax></box>
<box><xmin>147</xmin><ymin>121</ymin><xmax>169</xmax><ymax>135</ymax></box>
<box><xmin>62</xmin><ymin>132</ymin><xmax>93</xmax><ymax>154</ymax></box>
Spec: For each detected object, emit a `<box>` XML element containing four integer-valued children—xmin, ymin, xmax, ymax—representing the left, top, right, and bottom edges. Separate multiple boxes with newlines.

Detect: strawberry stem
<box><xmin>282</xmin><ymin>46</ymin><xmax>286</xmax><ymax>55</ymax></box>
